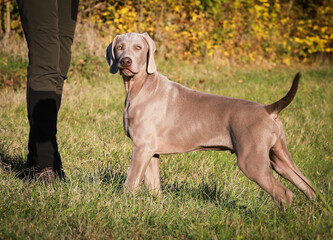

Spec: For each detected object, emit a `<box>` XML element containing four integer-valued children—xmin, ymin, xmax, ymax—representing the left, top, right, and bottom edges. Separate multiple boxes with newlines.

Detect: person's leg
<box><xmin>18</xmin><ymin>0</ymin><xmax>61</xmax><ymax>180</ymax></box>
<box><xmin>54</xmin><ymin>0</ymin><xmax>79</xmax><ymax>175</ymax></box>
<box><xmin>57</xmin><ymin>0</ymin><xmax>78</xmax><ymax>95</ymax></box>
<box><xmin>18</xmin><ymin>0</ymin><xmax>78</xmax><ymax>181</ymax></box>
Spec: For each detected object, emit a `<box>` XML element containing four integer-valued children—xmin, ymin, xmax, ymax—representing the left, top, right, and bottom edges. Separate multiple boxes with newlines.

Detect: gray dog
<box><xmin>106</xmin><ymin>32</ymin><xmax>316</xmax><ymax>208</ymax></box>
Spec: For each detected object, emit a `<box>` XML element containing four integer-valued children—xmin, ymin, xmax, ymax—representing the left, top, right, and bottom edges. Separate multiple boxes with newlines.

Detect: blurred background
<box><xmin>0</xmin><ymin>0</ymin><xmax>332</xmax><ymax>88</ymax></box>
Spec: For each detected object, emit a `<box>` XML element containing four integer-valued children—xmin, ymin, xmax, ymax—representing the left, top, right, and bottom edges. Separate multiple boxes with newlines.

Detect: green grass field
<box><xmin>0</xmin><ymin>53</ymin><xmax>332</xmax><ymax>239</ymax></box>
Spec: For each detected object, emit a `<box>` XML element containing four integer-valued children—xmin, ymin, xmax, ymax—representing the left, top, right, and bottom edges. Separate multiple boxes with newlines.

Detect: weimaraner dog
<box><xmin>106</xmin><ymin>32</ymin><xmax>316</xmax><ymax>208</ymax></box>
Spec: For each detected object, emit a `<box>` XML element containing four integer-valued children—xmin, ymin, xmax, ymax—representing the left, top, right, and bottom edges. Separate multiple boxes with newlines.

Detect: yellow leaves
<box><xmin>75</xmin><ymin>0</ymin><xmax>331</xmax><ymax>66</ymax></box>
<box><xmin>282</xmin><ymin>58</ymin><xmax>291</xmax><ymax>66</ymax></box>
<box><xmin>10</xmin><ymin>20</ymin><xmax>20</xmax><ymax>30</ymax></box>
<box><xmin>192</xmin><ymin>14</ymin><xmax>198</xmax><ymax>22</ymax></box>
<box><xmin>281</xmin><ymin>17</ymin><xmax>290</xmax><ymax>25</ymax></box>
<box><xmin>248</xmin><ymin>53</ymin><xmax>255</xmax><ymax>61</ymax></box>
<box><xmin>119</xmin><ymin>7</ymin><xmax>128</xmax><ymax>15</ymax></box>
<box><xmin>207</xmin><ymin>51</ymin><xmax>214</xmax><ymax>57</ymax></box>
<box><xmin>320</xmin><ymin>26</ymin><xmax>328</xmax><ymax>33</ymax></box>
<box><xmin>254</xmin><ymin>5</ymin><xmax>268</xmax><ymax>16</ymax></box>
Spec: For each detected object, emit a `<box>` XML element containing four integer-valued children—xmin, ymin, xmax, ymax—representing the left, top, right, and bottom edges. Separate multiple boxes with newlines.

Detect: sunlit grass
<box><xmin>0</xmin><ymin>55</ymin><xmax>332</xmax><ymax>239</ymax></box>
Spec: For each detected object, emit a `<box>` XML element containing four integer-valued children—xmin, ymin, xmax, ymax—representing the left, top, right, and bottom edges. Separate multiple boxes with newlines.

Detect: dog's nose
<box><xmin>120</xmin><ymin>57</ymin><xmax>132</xmax><ymax>67</ymax></box>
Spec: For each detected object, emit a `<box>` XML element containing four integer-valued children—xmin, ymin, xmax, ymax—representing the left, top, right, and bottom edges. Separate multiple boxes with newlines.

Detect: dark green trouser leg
<box><xmin>18</xmin><ymin>0</ymin><xmax>78</xmax><ymax>175</ymax></box>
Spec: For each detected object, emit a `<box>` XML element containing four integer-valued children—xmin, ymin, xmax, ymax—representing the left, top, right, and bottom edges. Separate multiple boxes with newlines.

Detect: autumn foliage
<box><xmin>1</xmin><ymin>0</ymin><xmax>332</xmax><ymax>66</ymax></box>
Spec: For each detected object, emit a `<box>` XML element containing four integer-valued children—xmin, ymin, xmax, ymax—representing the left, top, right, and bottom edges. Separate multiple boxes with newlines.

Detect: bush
<box><xmin>1</xmin><ymin>0</ymin><xmax>332</xmax><ymax>66</ymax></box>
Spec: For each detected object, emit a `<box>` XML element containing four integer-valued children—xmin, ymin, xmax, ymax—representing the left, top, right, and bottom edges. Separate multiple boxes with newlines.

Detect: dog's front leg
<box><xmin>124</xmin><ymin>146</ymin><xmax>154</xmax><ymax>193</ymax></box>
<box><xmin>144</xmin><ymin>154</ymin><xmax>161</xmax><ymax>194</ymax></box>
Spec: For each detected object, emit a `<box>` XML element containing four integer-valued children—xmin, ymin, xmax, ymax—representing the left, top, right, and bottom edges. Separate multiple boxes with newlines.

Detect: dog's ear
<box><xmin>106</xmin><ymin>35</ymin><xmax>119</xmax><ymax>74</ymax></box>
<box><xmin>142</xmin><ymin>32</ymin><xmax>157</xmax><ymax>74</ymax></box>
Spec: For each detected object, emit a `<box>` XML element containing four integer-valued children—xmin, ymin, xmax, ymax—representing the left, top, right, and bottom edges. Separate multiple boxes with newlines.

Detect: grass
<box><xmin>0</xmin><ymin>52</ymin><xmax>332</xmax><ymax>239</ymax></box>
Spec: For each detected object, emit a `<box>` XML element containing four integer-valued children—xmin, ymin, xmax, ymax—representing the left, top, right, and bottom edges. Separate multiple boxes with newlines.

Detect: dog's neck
<box><xmin>122</xmin><ymin>72</ymin><xmax>151</xmax><ymax>102</ymax></box>
<box><xmin>122</xmin><ymin>75</ymin><xmax>133</xmax><ymax>94</ymax></box>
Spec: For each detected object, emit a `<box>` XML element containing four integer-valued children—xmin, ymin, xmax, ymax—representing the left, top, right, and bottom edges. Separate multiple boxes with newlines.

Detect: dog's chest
<box><xmin>123</xmin><ymin>96</ymin><xmax>131</xmax><ymax>138</ymax></box>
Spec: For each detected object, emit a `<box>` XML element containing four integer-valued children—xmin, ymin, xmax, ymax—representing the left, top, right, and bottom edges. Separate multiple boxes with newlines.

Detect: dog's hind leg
<box><xmin>236</xmin><ymin>146</ymin><xmax>294</xmax><ymax>209</ymax></box>
<box><xmin>270</xmin><ymin>141</ymin><xmax>316</xmax><ymax>200</ymax></box>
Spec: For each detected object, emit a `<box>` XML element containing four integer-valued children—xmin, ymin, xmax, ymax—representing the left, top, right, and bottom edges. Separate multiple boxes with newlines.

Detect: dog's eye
<box><xmin>135</xmin><ymin>45</ymin><xmax>142</xmax><ymax>50</ymax></box>
<box><xmin>117</xmin><ymin>45</ymin><xmax>123</xmax><ymax>50</ymax></box>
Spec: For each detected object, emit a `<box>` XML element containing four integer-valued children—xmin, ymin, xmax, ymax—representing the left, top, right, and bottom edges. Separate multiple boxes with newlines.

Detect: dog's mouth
<box><xmin>120</xmin><ymin>68</ymin><xmax>136</xmax><ymax>77</ymax></box>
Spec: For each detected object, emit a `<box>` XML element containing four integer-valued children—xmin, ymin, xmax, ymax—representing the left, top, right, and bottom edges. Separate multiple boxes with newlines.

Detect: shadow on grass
<box><xmin>162</xmin><ymin>180</ymin><xmax>253</xmax><ymax>214</ymax></box>
<box><xmin>0</xmin><ymin>144</ymin><xmax>255</xmax><ymax>215</ymax></box>
<box><xmin>0</xmin><ymin>143</ymin><xmax>27</xmax><ymax>179</ymax></box>
<box><xmin>97</xmin><ymin>161</ymin><xmax>253</xmax><ymax>213</ymax></box>
<box><xmin>97</xmin><ymin>162</ymin><xmax>127</xmax><ymax>192</ymax></box>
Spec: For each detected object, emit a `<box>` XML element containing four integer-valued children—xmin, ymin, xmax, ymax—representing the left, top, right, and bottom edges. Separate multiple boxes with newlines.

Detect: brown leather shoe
<box><xmin>37</xmin><ymin>167</ymin><xmax>56</xmax><ymax>185</ymax></box>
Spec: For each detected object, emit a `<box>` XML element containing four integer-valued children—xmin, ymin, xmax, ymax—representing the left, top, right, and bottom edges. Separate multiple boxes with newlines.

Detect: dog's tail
<box><xmin>265</xmin><ymin>72</ymin><xmax>301</xmax><ymax>115</ymax></box>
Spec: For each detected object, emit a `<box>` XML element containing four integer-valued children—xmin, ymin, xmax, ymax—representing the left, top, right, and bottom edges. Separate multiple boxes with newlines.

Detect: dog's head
<box><xmin>106</xmin><ymin>32</ymin><xmax>157</xmax><ymax>77</ymax></box>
